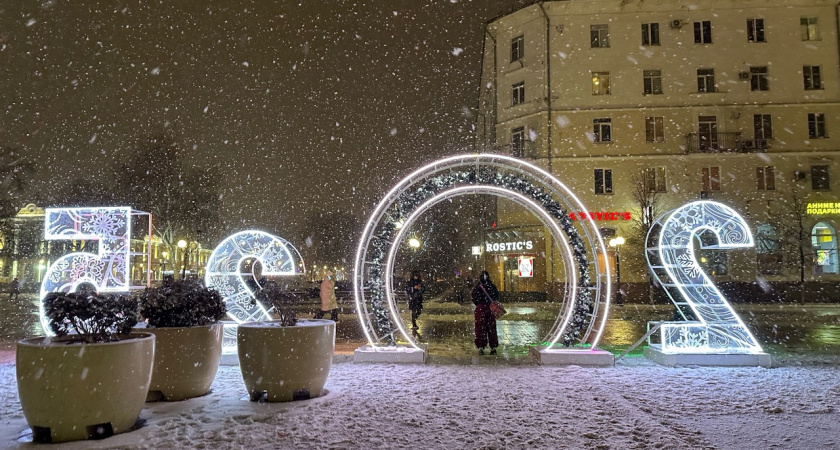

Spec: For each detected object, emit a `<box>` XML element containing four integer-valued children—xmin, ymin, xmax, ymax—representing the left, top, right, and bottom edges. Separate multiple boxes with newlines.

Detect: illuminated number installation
<box><xmin>646</xmin><ymin>201</ymin><xmax>763</xmax><ymax>354</ymax></box>
<box><xmin>39</xmin><ymin>207</ymin><xmax>133</xmax><ymax>333</ymax></box>
<box><xmin>204</xmin><ymin>230</ymin><xmax>305</xmax><ymax>353</ymax></box>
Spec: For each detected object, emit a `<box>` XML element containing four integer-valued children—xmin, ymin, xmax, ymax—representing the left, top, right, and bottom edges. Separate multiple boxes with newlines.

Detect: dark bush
<box><xmin>44</xmin><ymin>291</ymin><xmax>140</xmax><ymax>343</ymax></box>
<box><xmin>253</xmin><ymin>281</ymin><xmax>302</xmax><ymax>327</ymax></box>
<box><xmin>139</xmin><ymin>279</ymin><xmax>227</xmax><ymax>328</ymax></box>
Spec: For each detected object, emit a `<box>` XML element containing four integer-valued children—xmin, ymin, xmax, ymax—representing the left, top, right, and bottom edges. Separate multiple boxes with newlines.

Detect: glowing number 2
<box><xmin>647</xmin><ymin>201</ymin><xmax>763</xmax><ymax>353</ymax></box>
<box><xmin>39</xmin><ymin>207</ymin><xmax>132</xmax><ymax>334</ymax></box>
<box><xmin>204</xmin><ymin>230</ymin><xmax>305</xmax><ymax>353</ymax></box>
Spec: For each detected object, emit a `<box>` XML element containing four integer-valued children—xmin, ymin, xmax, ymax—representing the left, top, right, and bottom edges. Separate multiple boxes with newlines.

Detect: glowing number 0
<box><xmin>648</xmin><ymin>201</ymin><xmax>763</xmax><ymax>354</ymax></box>
<box><xmin>39</xmin><ymin>207</ymin><xmax>132</xmax><ymax>334</ymax></box>
<box><xmin>204</xmin><ymin>230</ymin><xmax>305</xmax><ymax>353</ymax></box>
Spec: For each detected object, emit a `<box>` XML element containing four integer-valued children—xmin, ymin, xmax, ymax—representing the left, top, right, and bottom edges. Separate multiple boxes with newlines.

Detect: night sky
<box><xmin>1</xmin><ymin>0</ymin><xmax>531</xmax><ymax>243</ymax></box>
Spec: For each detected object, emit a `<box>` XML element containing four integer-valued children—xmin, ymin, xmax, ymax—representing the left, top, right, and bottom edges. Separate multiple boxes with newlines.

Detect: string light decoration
<box><xmin>353</xmin><ymin>154</ymin><xmax>611</xmax><ymax>350</ymax></box>
<box><xmin>646</xmin><ymin>201</ymin><xmax>763</xmax><ymax>354</ymax></box>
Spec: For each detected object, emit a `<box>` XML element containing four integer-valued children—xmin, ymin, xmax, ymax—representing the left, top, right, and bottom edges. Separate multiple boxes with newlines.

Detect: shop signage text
<box><xmin>569</xmin><ymin>211</ymin><xmax>632</xmax><ymax>221</ymax></box>
<box><xmin>485</xmin><ymin>241</ymin><xmax>534</xmax><ymax>252</ymax></box>
<box><xmin>806</xmin><ymin>202</ymin><xmax>840</xmax><ymax>215</ymax></box>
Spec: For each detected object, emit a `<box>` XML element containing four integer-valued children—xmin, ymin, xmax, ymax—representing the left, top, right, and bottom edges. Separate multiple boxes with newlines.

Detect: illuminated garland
<box><xmin>367</xmin><ymin>169</ymin><xmax>592</xmax><ymax>346</ymax></box>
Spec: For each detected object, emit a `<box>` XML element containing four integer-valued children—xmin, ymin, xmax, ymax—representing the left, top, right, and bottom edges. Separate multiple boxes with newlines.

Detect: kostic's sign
<box><xmin>807</xmin><ymin>202</ymin><xmax>840</xmax><ymax>215</ymax></box>
<box><xmin>569</xmin><ymin>211</ymin><xmax>632</xmax><ymax>221</ymax></box>
<box><xmin>485</xmin><ymin>241</ymin><xmax>533</xmax><ymax>252</ymax></box>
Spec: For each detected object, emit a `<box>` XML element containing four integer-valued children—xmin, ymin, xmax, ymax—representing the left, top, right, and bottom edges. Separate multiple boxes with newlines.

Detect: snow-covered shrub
<box><xmin>44</xmin><ymin>289</ymin><xmax>140</xmax><ymax>343</ymax></box>
<box><xmin>139</xmin><ymin>279</ymin><xmax>226</xmax><ymax>328</ymax></box>
<box><xmin>253</xmin><ymin>281</ymin><xmax>300</xmax><ymax>327</ymax></box>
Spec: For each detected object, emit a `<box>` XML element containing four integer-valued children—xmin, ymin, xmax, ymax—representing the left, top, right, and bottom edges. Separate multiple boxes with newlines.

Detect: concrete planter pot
<box><xmin>143</xmin><ymin>323</ymin><xmax>223</xmax><ymax>401</ymax></box>
<box><xmin>16</xmin><ymin>333</ymin><xmax>155</xmax><ymax>443</ymax></box>
<box><xmin>237</xmin><ymin>319</ymin><xmax>335</xmax><ymax>402</ymax></box>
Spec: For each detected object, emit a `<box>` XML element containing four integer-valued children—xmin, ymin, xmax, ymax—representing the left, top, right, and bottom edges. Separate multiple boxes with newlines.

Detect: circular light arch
<box><xmin>353</xmin><ymin>154</ymin><xmax>612</xmax><ymax>351</ymax></box>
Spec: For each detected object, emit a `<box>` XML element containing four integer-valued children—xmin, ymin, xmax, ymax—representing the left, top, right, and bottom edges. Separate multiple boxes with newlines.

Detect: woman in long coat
<box><xmin>315</xmin><ymin>270</ymin><xmax>339</xmax><ymax>321</ymax></box>
<box><xmin>472</xmin><ymin>271</ymin><xmax>499</xmax><ymax>355</ymax></box>
<box><xmin>405</xmin><ymin>271</ymin><xmax>424</xmax><ymax>333</ymax></box>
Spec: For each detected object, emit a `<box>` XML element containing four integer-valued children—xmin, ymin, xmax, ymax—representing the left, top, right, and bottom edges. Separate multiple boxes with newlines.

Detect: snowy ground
<box><xmin>1</xmin><ymin>355</ymin><xmax>839</xmax><ymax>449</ymax></box>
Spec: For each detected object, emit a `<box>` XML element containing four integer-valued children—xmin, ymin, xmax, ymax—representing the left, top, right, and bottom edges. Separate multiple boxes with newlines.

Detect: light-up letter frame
<box><xmin>204</xmin><ymin>230</ymin><xmax>305</xmax><ymax>353</ymax></box>
<box><xmin>646</xmin><ymin>201</ymin><xmax>763</xmax><ymax>354</ymax></box>
<box><xmin>40</xmin><ymin>207</ymin><xmax>133</xmax><ymax>333</ymax></box>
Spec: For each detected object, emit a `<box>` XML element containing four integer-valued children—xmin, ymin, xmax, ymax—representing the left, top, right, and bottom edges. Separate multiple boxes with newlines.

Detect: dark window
<box><xmin>756</xmin><ymin>166</ymin><xmax>775</xmax><ymax>190</ymax></box>
<box><xmin>812</xmin><ymin>165</ymin><xmax>830</xmax><ymax>190</ymax></box>
<box><xmin>697</xmin><ymin>69</ymin><xmax>715</xmax><ymax>93</ymax></box>
<box><xmin>645</xmin><ymin>167</ymin><xmax>666</xmax><ymax>192</ymax></box>
<box><xmin>702</xmin><ymin>166</ymin><xmax>721</xmax><ymax>191</ymax></box>
<box><xmin>643</xmin><ymin>70</ymin><xmax>662</xmax><ymax>95</ymax></box>
<box><xmin>511</xmin><ymin>35</ymin><xmax>524</xmax><ymax>62</ymax></box>
<box><xmin>642</xmin><ymin>23</ymin><xmax>660</xmax><ymax>46</ymax></box>
<box><xmin>694</xmin><ymin>21</ymin><xmax>712</xmax><ymax>44</ymax></box>
<box><xmin>747</xmin><ymin>19</ymin><xmax>765</xmax><ymax>42</ymax></box>
<box><xmin>804</xmin><ymin>66</ymin><xmax>822</xmax><ymax>90</ymax></box>
<box><xmin>808</xmin><ymin>113</ymin><xmax>826</xmax><ymax>138</ymax></box>
<box><xmin>754</xmin><ymin>114</ymin><xmax>772</xmax><ymax>139</ymax></box>
<box><xmin>594</xmin><ymin>169</ymin><xmax>613</xmax><ymax>194</ymax></box>
<box><xmin>593</xmin><ymin>118</ymin><xmax>612</xmax><ymax>142</ymax></box>
<box><xmin>511</xmin><ymin>127</ymin><xmax>525</xmax><ymax>157</ymax></box>
<box><xmin>591</xmin><ymin>24</ymin><xmax>610</xmax><ymax>48</ymax></box>
<box><xmin>645</xmin><ymin>116</ymin><xmax>664</xmax><ymax>142</ymax></box>
<box><xmin>512</xmin><ymin>82</ymin><xmax>525</xmax><ymax>106</ymax></box>
<box><xmin>750</xmin><ymin>67</ymin><xmax>769</xmax><ymax>91</ymax></box>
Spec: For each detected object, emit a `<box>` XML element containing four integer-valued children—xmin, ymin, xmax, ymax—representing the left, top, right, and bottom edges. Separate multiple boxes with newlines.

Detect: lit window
<box><xmin>801</xmin><ymin>17</ymin><xmax>818</xmax><ymax>41</ymax></box>
<box><xmin>812</xmin><ymin>222</ymin><xmax>838</xmax><ymax>275</ymax></box>
<box><xmin>592</xmin><ymin>72</ymin><xmax>610</xmax><ymax>95</ymax></box>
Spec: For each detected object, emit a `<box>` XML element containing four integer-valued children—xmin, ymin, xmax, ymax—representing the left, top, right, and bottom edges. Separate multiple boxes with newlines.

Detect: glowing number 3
<box><xmin>649</xmin><ymin>201</ymin><xmax>763</xmax><ymax>353</ymax></box>
<box><xmin>39</xmin><ymin>207</ymin><xmax>133</xmax><ymax>334</ymax></box>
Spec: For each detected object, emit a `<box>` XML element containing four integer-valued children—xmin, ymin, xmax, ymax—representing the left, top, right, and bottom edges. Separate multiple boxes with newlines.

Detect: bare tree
<box><xmin>628</xmin><ymin>169</ymin><xmax>669</xmax><ymax>303</ymax></box>
<box><xmin>759</xmin><ymin>189</ymin><xmax>810</xmax><ymax>303</ymax></box>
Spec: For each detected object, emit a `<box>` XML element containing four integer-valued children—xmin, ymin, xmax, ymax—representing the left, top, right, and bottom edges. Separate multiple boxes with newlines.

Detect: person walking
<box><xmin>314</xmin><ymin>270</ymin><xmax>339</xmax><ymax>321</ymax></box>
<box><xmin>405</xmin><ymin>271</ymin><xmax>424</xmax><ymax>335</ymax></box>
<box><xmin>472</xmin><ymin>271</ymin><xmax>499</xmax><ymax>355</ymax></box>
<box><xmin>8</xmin><ymin>278</ymin><xmax>20</xmax><ymax>301</ymax></box>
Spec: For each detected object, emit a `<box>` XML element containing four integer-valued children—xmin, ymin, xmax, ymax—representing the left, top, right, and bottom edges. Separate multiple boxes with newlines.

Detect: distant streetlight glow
<box><xmin>408</xmin><ymin>238</ymin><xmax>421</xmax><ymax>248</ymax></box>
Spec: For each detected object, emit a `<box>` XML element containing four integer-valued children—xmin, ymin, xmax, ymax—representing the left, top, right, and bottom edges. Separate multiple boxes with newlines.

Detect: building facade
<box><xmin>477</xmin><ymin>0</ymin><xmax>840</xmax><ymax>300</ymax></box>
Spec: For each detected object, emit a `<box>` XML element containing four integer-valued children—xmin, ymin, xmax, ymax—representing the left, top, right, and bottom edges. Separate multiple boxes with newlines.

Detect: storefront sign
<box><xmin>485</xmin><ymin>240</ymin><xmax>533</xmax><ymax>252</ymax></box>
<box><xmin>569</xmin><ymin>211</ymin><xmax>632</xmax><ymax>221</ymax></box>
<box><xmin>518</xmin><ymin>257</ymin><xmax>533</xmax><ymax>277</ymax></box>
<box><xmin>806</xmin><ymin>202</ymin><xmax>840</xmax><ymax>215</ymax></box>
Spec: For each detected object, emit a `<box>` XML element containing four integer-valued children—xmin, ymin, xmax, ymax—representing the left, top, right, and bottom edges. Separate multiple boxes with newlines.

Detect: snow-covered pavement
<box><xmin>1</xmin><ymin>355</ymin><xmax>839</xmax><ymax>449</ymax></box>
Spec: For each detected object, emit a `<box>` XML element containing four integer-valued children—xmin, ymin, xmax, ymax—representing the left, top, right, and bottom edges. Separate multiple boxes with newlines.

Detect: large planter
<box><xmin>238</xmin><ymin>319</ymin><xmax>335</xmax><ymax>402</ymax></box>
<box><xmin>16</xmin><ymin>333</ymin><xmax>155</xmax><ymax>443</ymax></box>
<box><xmin>143</xmin><ymin>323</ymin><xmax>223</xmax><ymax>401</ymax></box>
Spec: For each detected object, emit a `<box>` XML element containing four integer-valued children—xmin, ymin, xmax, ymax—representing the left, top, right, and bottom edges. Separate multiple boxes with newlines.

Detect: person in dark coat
<box><xmin>405</xmin><ymin>271</ymin><xmax>424</xmax><ymax>333</ymax></box>
<box><xmin>8</xmin><ymin>278</ymin><xmax>20</xmax><ymax>300</ymax></box>
<box><xmin>472</xmin><ymin>270</ymin><xmax>499</xmax><ymax>355</ymax></box>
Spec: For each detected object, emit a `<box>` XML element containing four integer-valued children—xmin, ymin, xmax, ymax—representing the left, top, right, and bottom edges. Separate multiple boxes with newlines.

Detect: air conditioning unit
<box><xmin>700</xmin><ymin>191</ymin><xmax>710</xmax><ymax>199</ymax></box>
<box><xmin>670</xmin><ymin>19</ymin><xmax>684</xmax><ymax>29</ymax></box>
<box><xmin>754</xmin><ymin>139</ymin><xmax>768</xmax><ymax>150</ymax></box>
<box><xmin>738</xmin><ymin>71</ymin><xmax>750</xmax><ymax>80</ymax></box>
<box><xmin>743</xmin><ymin>140</ymin><xmax>756</xmax><ymax>149</ymax></box>
<box><xmin>794</xmin><ymin>171</ymin><xmax>808</xmax><ymax>181</ymax></box>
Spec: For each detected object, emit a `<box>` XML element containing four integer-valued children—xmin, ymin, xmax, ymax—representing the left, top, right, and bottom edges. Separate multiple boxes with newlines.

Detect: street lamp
<box><xmin>408</xmin><ymin>238</ymin><xmax>421</xmax><ymax>249</ymax></box>
<box><xmin>609</xmin><ymin>236</ymin><xmax>625</xmax><ymax>305</ymax></box>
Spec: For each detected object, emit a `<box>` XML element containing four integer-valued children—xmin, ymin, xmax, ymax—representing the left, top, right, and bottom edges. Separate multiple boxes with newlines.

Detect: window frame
<box><xmin>808</xmin><ymin>113</ymin><xmax>827</xmax><ymax>138</ymax></box>
<box><xmin>747</xmin><ymin>18</ymin><xmax>765</xmax><ymax>42</ymax></box>
<box><xmin>801</xmin><ymin>17</ymin><xmax>819</xmax><ymax>41</ymax></box>
<box><xmin>804</xmin><ymin>65</ymin><xmax>822</xmax><ymax>90</ymax></box>
<box><xmin>754</xmin><ymin>114</ymin><xmax>773</xmax><ymax>140</ymax></box>
<box><xmin>511</xmin><ymin>126</ymin><xmax>525</xmax><ymax>157</ymax></box>
<box><xmin>645</xmin><ymin>167</ymin><xmax>667</xmax><ymax>193</ymax></box>
<box><xmin>645</xmin><ymin>116</ymin><xmax>665</xmax><ymax>142</ymax></box>
<box><xmin>511</xmin><ymin>35</ymin><xmax>524</xmax><ymax>62</ymax></box>
<box><xmin>590</xmin><ymin>24</ymin><xmax>610</xmax><ymax>48</ymax></box>
<box><xmin>701</xmin><ymin>166</ymin><xmax>721</xmax><ymax>192</ymax></box>
<box><xmin>750</xmin><ymin>67</ymin><xmax>769</xmax><ymax>91</ymax></box>
<box><xmin>643</xmin><ymin>69</ymin><xmax>663</xmax><ymax>95</ymax></box>
<box><xmin>756</xmin><ymin>166</ymin><xmax>775</xmax><ymax>191</ymax></box>
<box><xmin>641</xmin><ymin>23</ymin><xmax>660</xmax><ymax>46</ymax></box>
<box><xmin>594</xmin><ymin>168</ymin><xmax>613</xmax><ymax>195</ymax></box>
<box><xmin>694</xmin><ymin>20</ymin><xmax>712</xmax><ymax>44</ymax></box>
<box><xmin>591</xmin><ymin>71</ymin><xmax>611</xmax><ymax>95</ymax></box>
<box><xmin>593</xmin><ymin>118</ymin><xmax>612</xmax><ymax>143</ymax></box>
<box><xmin>811</xmin><ymin>164</ymin><xmax>830</xmax><ymax>190</ymax></box>
<box><xmin>697</xmin><ymin>68</ymin><xmax>716</xmax><ymax>93</ymax></box>
<box><xmin>512</xmin><ymin>82</ymin><xmax>525</xmax><ymax>106</ymax></box>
